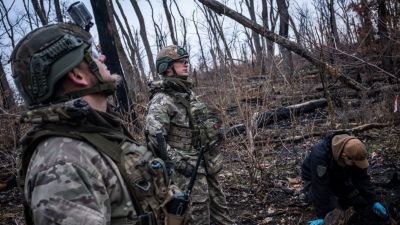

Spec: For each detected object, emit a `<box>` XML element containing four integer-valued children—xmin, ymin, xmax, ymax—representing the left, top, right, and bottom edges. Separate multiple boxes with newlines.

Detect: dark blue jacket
<box><xmin>301</xmin><ymin>134</ymin><xmax>377</xmax><ymax>218</ymax></box>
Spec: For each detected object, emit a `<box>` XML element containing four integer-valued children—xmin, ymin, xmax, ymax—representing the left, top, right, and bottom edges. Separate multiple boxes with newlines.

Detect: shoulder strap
<box><xmin>20</xmin><ymin>127</ymin><xmax>153</xmax><ymax>224</ymax></box>
<box><xmin>76</xmin><ymin>133</ymin><xmax>152</xmax><ymax>222</ymax></box>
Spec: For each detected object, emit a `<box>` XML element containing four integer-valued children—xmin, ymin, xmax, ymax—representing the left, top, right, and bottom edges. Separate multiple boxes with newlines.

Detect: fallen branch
<box><xmin>270</xmin><ymin>123</ymin><xmax>393</xmax><ymax>143</ymax></box>
<box><xmin>254</xmin><ymin>98</ymin><xmax>327</xmax><ymax>128</ymax></box>
<box><xmin>198</xmin><ymin>0</ymin><xmax>367</xmax><ymax>92</ymax></box>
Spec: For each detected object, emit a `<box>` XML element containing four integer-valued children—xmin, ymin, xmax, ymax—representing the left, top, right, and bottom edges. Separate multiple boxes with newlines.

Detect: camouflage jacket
<box><xmin>19</xmin><ymin>99</ymin><xmax>138</xmax><ymax>225</ymax></box>
<box><xmin>145</xmin><ymin>78</ymin><xmax>223</xmax><ymax>175</ymax></box>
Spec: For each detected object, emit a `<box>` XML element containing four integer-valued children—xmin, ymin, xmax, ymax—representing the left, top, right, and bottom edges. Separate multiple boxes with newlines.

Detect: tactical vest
<box><xmin>149</xmin><ymin>80</ymin><xmax>223</xmax><ymax>175</ymax></box>
<box><xmin>18</xmin><ymin>103</ymin><xmax>177</xmax><ymax>225</ymax></box>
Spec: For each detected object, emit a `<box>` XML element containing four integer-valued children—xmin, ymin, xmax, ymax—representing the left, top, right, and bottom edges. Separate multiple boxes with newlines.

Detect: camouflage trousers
<box><xmin>174</xmin><ymin>172</ymin><xmax>234</xmax><ymax>225</ymax></box>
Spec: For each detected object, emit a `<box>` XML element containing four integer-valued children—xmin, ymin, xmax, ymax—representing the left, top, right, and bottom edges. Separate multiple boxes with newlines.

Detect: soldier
<box><xmin>11</xmin><ymin>23</ymin><xmax>175</xmax><ymax>225</ymax></box>
<box><xmin>301</xmin><ymin>133</ymin><xmax>388</xmax><ymax>225</ymax></box>
<box><xmin>145</xmin><ymin>45</ymin><xmax>234</xmax><ymax>225</ymax></box>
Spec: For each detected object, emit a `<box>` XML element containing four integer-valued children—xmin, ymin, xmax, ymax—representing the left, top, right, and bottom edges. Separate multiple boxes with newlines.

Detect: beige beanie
<box><xmin>331</xmin><ymin>134</ymin><xmax>369</xmax><ymax>169</ymax></box>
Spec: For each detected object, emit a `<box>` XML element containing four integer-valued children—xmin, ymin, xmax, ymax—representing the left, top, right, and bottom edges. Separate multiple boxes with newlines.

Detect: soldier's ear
<box><xmin>66</xmin><ymin>67</ymin><xmax>92</xmax><ymax>87</ymax></box>
<box><xmin>164</xmin><ymin>66</ymin><xmax>173</xmax><ymax>76</ymax></box>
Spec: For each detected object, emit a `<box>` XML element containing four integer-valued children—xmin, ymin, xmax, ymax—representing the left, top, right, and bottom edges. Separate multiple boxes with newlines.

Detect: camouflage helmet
<box><xmin>156</xmin><ymin>45</ymin><xmax>188</xmax><ymax>74</ymax></box>
<box><xmin>11</xmin><ymin>23</ymin><xmax>112</xmax><ymax>107</ymax></box>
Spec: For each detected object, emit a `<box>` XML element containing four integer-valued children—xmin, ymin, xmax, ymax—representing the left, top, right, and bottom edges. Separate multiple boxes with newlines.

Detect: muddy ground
<box><xmin>0</xmin><ymin>77</ymin><xmax>399</xmax><ymax>225</ymax></box>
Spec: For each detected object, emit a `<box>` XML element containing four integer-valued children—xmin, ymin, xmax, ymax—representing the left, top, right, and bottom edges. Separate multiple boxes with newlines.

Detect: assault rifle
<box><xmin>165</xmin><ymin>131</ymin><xmax>208</xmax><ymax>218</ymax></box>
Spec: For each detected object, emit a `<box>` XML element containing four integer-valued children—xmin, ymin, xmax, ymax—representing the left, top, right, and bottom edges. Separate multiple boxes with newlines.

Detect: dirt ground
<box><xmin>0</xmin><ymin>77</ymin><xmax>399</xmax><ymax>225</ymax></box>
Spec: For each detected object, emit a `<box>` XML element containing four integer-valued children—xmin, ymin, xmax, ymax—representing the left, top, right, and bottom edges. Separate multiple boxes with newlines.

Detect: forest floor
<box><xmin>0</xmin><ymin>74</ymin><xmax>399</xmax><ymax>225</ymax></box>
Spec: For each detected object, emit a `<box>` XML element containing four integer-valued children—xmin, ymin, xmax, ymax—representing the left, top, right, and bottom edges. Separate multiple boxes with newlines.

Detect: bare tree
<box><xmin>261</xmin><ymin>0</ymin><xmax>277</xmax><ymax>76</ymax></box>
<box><xmin>208</xmin><ymin>9</ymin><xmax>234</xmax><ymax>65</ymax></box>
<box><xmin>54</xmin><ymin>0</ymin><xmax>63</xmax><ymax>22</ymax></box>
<box><xmin>377</xmin><ymin>0</ymin><xmax>393</xmax><ymax>74</ymax></box>
<box><xmin>192</xmin><ymin>11</ymin><xmax>209</xmax><ymax>73</ymax></box>
<box><xmin>172</xmin><ymin>0</ymin><xmax>187</xmax><ymax>48</ymax></box>
<box><xmin>130</xmin><ymin>0</ymin><xmax>156</xmax><ymax>79</ymax></box>
<box><xmin>90</xmin><ymin>0</ymin><xmax>130</xmax><ymax>112</ymax></box>
<box><xmin>162</xmin><ymin>0</ymin><xmax>177</xmax><ymax>45</ymax></box>
<box><xmin>245</xmin><ymin>0</ymin><xmax>263</xmax><ymax>72</ymax></box>
<box><xmin>198</xmin><ymin>0</ymin><xmax>367</xmax><ymax>92</ymax></box>
<box><xmin>31</xmin><ymin>0</ymin><xmax>47</xmax><ymax>25</ymax></box>
<box><xmin>146</xmin><ymin>0</ymin><xmax>166</xmax><ymax>51</ymax></box>
<box><xmin>22</xmin><ymin>0</ymin><xmax>35</xmax><ymax>30</ymax></box>
<box><xmin>276</xmin><ymin>0</ymin><xmax>294</xmax><ymax>79</ymax></box>
<box><xmin>109</xmin><ymin>0</ymin><xmax>141</xmax><ymax>92</ymax></box>
<box><xmin>0</xmin><ymin>56</ymin><xmax>15</xmax><ymax>110</ymax></box>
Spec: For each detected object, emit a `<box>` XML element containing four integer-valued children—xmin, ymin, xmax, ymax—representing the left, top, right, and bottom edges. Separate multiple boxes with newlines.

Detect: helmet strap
<box><xmin>51</xmin><ymin>50</ymin><xmax>116</xmax><ymax>103</ymax></box>
<box><xmin>83</xmin><ymin>50</ymin><xmax>104</xmax><ymax>83</ymax></box>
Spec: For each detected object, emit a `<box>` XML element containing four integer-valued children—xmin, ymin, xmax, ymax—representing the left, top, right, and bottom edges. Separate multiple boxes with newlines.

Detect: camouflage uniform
<box><xmin>19</xmin><ymin>99</ymin><xmax>141</xmax><ymax>224</ymax></box>
<box><xmin>146</xmin><ymin>77</ymin><xmax>233</xmax><ymax>225</ymax></box>
<box><xmin>11</xmin><ymin>23</ymin><xmax>176</xmax><ymax>225</ymax></box>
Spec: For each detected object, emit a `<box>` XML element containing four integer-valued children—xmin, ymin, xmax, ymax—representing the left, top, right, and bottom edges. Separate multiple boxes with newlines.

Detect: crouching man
<box><xmin>301</xmin><ymin>133</ymin><xmax>388</xmax><ymax>225</ymax></box>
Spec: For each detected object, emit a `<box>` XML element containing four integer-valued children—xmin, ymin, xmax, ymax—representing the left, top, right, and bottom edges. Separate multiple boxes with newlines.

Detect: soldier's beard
<box><xmin>109</xmin><ymin>73</ymin><xmax>122</xmax><ymax>89</ymax></box>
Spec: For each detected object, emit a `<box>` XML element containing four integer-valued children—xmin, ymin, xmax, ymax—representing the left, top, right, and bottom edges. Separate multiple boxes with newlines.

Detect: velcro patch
<box><xmin>317</xmin><ymin>165</ymin><xmax>327</xmax><ymax>177</ymax></box>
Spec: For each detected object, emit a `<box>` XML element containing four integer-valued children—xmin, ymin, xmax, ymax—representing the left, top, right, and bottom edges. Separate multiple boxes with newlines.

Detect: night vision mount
<box><xmin>67</xmin><ymin>1</ymin><xmax>93</xmax><ymax>31</ymax></box>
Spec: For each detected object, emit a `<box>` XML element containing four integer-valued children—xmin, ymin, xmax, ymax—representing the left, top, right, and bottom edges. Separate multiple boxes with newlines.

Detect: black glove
<box><xmin>165</xmin><ymin>160</ymin><xmax>175</xmax><ymax>176</ymax></box>
<box><xmin>176</xmin><ymin>161</ymin><xmax>195</xmax><ymax>177</ymax></box>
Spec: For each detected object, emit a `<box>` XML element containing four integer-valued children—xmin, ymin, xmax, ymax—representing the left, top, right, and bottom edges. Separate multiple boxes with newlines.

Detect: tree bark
<box><xmin>54</xmin><ymin>0</ymin><xmax>63</xmax><ymax>22</ymax></box>
<box><xmin>198</xmin><ymin>0</ymin><xmax>367</xmax><ymax>92</ymax></box>
<box><xmin>0</xmin><ymin>58</ymin><xmax>15</xmax><ymax>110</ymax></box>
<box><xmin>31</xmin><ymin>0</ymin><xmax>47</xmax><ymax>25</ymax></box>
<box><xmin>172</xmin><ymin>0</ymin><xmax>187</xmax><ymax>48</ymax></box>
<box><xmin>192</xmin><ymin>11</ymin><xmax>209</xmax><ymax>73</ymax></box>
<box><xmin>162</xmin><ymin>0</ymin><xmax>177</xmax><ymax>45</ymax></box>
<box><xmin>276</xmin><ymin>0</ymin><xmax>294</xmax><ymax>79</ymax></box>
<box><xmin>115</xmin><ymin>0</ymin><xmax>145</xmax><ymax>82</ymax></box>
<box><xmin>130</xmin><ymin>0</ymin><xmax>156</xmax><ymax>79</ymax></box>
<box><xmin>90</xmin><ymin>0</ymin><xmax>130</xmax><ymax>113</ymax></box>
<box><xmin>254</xmin><ymin>98</ymin><xmax>328</xmax><ymax>128</ymax></box>
<box><xmin>245</xmin><ymin>0</ymin><xmax>263</xmax><ymax>72</ymax></box>
<box><xmin>377</xmin><ymin>0</ymin><xmax>393</xmax><ymax>75</ymax></box>
<box><xmin>110</xmin><ymin>0</ymin><xmax>141</xmax><ymax>93</ymax></box>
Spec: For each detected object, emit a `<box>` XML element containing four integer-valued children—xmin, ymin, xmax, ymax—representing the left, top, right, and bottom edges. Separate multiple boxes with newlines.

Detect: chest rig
<box><xmin>18</xmin><ymin>99</ymin><xmax>178</xmax><ymax>225</ymax></box>
<box><xmin>149</xmin><ymin>78</ymin><xmax>224</xmax><ymax>175</ymax></box>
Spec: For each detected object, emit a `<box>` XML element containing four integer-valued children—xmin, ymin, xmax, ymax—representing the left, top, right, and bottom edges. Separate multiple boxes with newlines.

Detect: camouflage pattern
<box><xmin>24</xmin><ymin>136</ymin><xmax>135</xmax><ymax>225</ymax></box>
<box><xmin>19</xmin><ymin>98</ymin><xmax>174</xmax><ymax>225</ymax></box>
<box><xmin>146</xmin><ymin>79</ymin><xmax>234</xmax><ymax>225</ymax></box>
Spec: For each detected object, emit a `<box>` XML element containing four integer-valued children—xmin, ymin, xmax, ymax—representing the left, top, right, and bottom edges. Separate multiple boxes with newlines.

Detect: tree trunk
<box><xmin>0</xmin><ymin>59</ymin><xmax>15</xmax><ymax>110</ymax></box>
<box><xmin>276</xmin><ymin>0</ymin><xmax>294</xmax><ymax>79</ymax></box>
<box><xmin>109</xmin><ymin>0</ymin><xmax>141</xmax><ymax>93</ymax></box>
<box><xmin>130</xmin><ymin>0</ymin><xmax>156</xmax><ymax>79</ymax></box>
<box><xmin>146</xmin><ymin>0</ymin><xmax>165</xmax><ymax>51</ymax></box>
<box><xmin>114</xmin><ymin>0</ymin><xmax>144</xmax><ymax>83</ymax></box>
<box><xmin>377</xmin><ymin>0</ymin><xmax>393</xmax><ymax>75</ymax></box>
<box><xmin>245</xmin><ymin>0</ymin><xmax>263</xmax><ymax>72</ymax></box>
<box><xmin>193</xmin><ymin>12</ymin><xmax>209</xmax><ymax>73</ymax></box>
<box><xmin>172</xmin><ymin>0</ymin><xmax>187</xmax><ymax>48</ymax></box>
<box><xmin>31</xmin><ymin>0</ymin><xmax>47</xmax><ymax>25</ymax></box>
<box><xmin>328</xmin><ymin>0</ymin><xmax>340</xmax><ymax>47</ymax></box>
<box><xmin>162</xmin><ymin>0</ymin><xmax>177</xmax><ymax>45</ymax></box>
<box><xmin>198</xmin><ymin>0</ymin><xmax>367</xmax><ymax>92</ymax></box>
<box><xmin>254</xmin><ymin>98</ymin><xmax>328</xmax><ymax>128</ymax></box>
<box><xmin>54</xmin><ymin>0</ymin><xmax>63</xmax><ymax>22</ymax></box>
<box><xmin>90</xmin><ymin>0</ymin><xmax>130</xmax><ymax>113</ymax></box>
<box><xmin>208</xmin><ymin>9</ymin><xmax>234</xmax><ymax>66</ymax></box>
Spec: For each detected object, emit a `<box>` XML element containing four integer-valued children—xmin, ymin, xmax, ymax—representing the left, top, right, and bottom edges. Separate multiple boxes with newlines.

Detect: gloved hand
<box><xmin>308</xmin><ymin>219</ymin><xmax>324</xmax><ymax>225</ymax></box>
<box><xmin>176</xmin><ymin>161</ymin><xmax>195</xmax><ymax>177</ymax></box>
<box><xmin>165</xmin><ymin>160</ymin><xmax>175</xmax><ymax>176</ymax></box>
<box><xmin>372</xmin><ymin>202</ymin><xmax>388</xmax><ymax>218</ymax></box>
